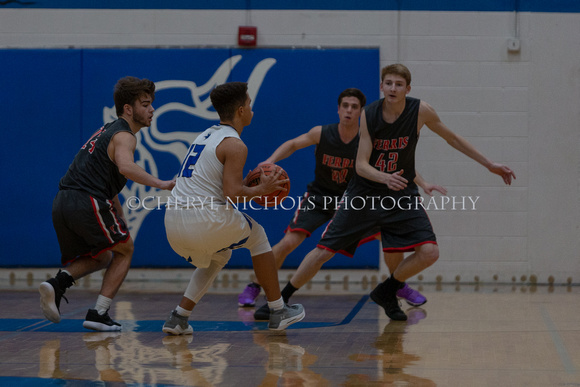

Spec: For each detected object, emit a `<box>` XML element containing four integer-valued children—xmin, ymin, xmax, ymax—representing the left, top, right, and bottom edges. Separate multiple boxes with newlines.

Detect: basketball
<box><xmin>245</xmin><ymin>163</ymin><xmax>290</xmax><ymax>207</ymax></box>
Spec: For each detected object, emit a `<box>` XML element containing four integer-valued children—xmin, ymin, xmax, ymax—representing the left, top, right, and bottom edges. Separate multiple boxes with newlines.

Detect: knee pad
<box><xmin>244</xmin><ymin>222</ymin><xmax>272</xmax><ymax>256</ymax></box>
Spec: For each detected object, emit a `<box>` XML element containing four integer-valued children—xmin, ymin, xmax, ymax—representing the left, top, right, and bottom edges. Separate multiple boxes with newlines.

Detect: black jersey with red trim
<box><xmin>58</xmin><ymin>118</ymin><xmax>133</xmax><ymax>201</ymax></box>
<box><xmin>350</xmin><ymin>96</ymin><xmax>421</xmax><ymax>197</ymax></box>
<box><xmin>306</xmin><ymin>123</ymin><xmax>359</xmax><ymax>198</ymax></box>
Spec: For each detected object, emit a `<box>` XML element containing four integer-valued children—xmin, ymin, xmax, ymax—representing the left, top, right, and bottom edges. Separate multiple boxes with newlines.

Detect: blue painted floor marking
<box><xmin>0</xmin><ymin>376</ymin><xmax>173</xmax><ymax>387</ymax></box>
<box><xmin>540</xmin><ymin>306</ymin><xmax>576</xmax><ymax>374</ymax></box>
<box><xmin>0</xmin><ymin>295</ymin><xmax>370</xmax><ymax>333</ymax></box>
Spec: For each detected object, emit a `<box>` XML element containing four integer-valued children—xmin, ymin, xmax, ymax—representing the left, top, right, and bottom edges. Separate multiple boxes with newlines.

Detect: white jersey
<box><xmin>171</xmin><ymin>124</ymin><xmax>239</xmax><ymax>208</ymax></box>
<box><xmin>165</xmin><ymin>124</ymin><xmax>271</xmax><ymax>268</ymax></box>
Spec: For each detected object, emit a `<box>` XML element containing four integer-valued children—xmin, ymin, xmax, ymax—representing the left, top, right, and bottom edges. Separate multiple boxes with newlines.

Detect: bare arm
<box><xmin>263</xmin><ymin>126</ymin><xmax>322</xmax><ymax>164</ymax></box>
<box><xmin>219</xmin><ymin>137</ymin><xmax>288</xmax><ymax>201</ymax></box>
<box><xmin>109</xmin><ymin>132</ymin><xmax>176</xmax><ymax>190</ymax></box>
<box><xmin>355</xmin><ymin>111</ymin><xmax>408</xmax><ymax>191</ymax></box>
<box><xmin>414</xmin><ymin>171</ymin><xmax>447</xmax><ymax>196</ymax></box>
<box><xmin>420</xmin><ymin>101</ymin><xmax>516</xmax><ymax>185</ymax></box>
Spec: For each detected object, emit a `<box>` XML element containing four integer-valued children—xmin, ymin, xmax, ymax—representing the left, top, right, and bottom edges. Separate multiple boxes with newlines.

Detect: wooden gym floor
<box><xmin>0</xmin><ymin>282</ymin><xmax>579</xmax><ymax>387</ymax></box>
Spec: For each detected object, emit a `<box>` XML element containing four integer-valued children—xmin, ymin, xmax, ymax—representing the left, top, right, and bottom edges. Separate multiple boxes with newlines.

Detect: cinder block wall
<box><xmin>1</xmin><ymin>8</ymin><xmax>578</xmax><ymax>284</ymax></box>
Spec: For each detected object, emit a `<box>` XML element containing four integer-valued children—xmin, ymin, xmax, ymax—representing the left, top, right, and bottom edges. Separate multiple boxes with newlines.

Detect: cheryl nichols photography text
<box><xmin>126</xmin><ymin>194</ymin><xmax>480</xmax><ymax>212</ymax></box>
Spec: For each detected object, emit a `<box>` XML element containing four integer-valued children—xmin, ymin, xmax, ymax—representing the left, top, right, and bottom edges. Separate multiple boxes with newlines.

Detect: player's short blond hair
<box><xmin>381</xmin><ymin>64</ymin><xmax>411</xmax><ymax>86</ymax></box>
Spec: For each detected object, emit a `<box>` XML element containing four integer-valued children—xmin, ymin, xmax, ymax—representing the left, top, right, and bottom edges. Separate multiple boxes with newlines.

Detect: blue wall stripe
<box><xmin>1</xmin><ymin>0</ymin><xmax>579</xmax><ymax>13</ymax></box>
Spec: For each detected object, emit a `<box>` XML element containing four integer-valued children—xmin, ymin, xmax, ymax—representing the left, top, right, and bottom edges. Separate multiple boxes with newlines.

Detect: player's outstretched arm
<box><xmin>420</xmin><ymin>101</ymin><xmax>516</xmax><ymax>185</ymax></box>
<box><xmin>414</xmin><ymin>171</ymin><xmax>447</xmax><ymax>196</ymax></box>
<box><xmin>262</xmin><ymin>126</ymin><xmax>322</xmax><ymax>164</ymax></box>
<box><xmin>355</xmin><ymin>111</ymin><xmax>408</xmax><ymax>191</ymax></box>
<box><xmin>109</xmin><ymin>131</ymin><xmax>176</xmax><ymax>190</ymax></box>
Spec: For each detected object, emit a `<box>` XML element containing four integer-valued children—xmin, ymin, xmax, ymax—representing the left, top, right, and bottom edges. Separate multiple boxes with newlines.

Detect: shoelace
<box><xmin>56</xmin><ymin>289</ymin><xmax>69</xmax><ymax>306</ymax></box>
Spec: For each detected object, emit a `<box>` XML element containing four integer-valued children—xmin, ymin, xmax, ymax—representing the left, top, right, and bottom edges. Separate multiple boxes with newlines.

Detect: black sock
<box><xmin>385</xmin><ymin>274</ymin><xmax>403</xmax><ymax>292</ymax></box>
<box><xmin>250</xmin><ymin>282</ymin><xmax>261</xmax><ymax>289</ymax></box>
<box><xmin>281</xmin><ymin>282</ymin><xmax>298</xmax><ymax>304</ymax></box>
<box><xmin>55</xmin><ymin>270</ymin><xmax>75</xmax><ymax>289</ymax></box>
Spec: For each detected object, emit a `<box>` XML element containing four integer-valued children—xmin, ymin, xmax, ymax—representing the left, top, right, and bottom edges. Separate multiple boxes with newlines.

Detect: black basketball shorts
<box><xmin>286</xmin><ymin>192</ymin><xmax>379</xmax><ymax>256</ymax></box>
<box><xmin>285</xmin><ymin>193</ymin><xmax>336</xmax><ymax>236</ymax></box>
<box><xmin>317</xmin><ymin>194</ymin><xmax>436</xmax><ymax>256</ymax></box>
<box><xmin>52</xmin><ymin>190</ymin><xmax>130</xmax><ymax>265</ymax></box>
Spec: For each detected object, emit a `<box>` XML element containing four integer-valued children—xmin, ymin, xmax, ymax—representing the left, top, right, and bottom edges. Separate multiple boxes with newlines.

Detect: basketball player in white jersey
<box><xmin>162</xmin><ymin>82</ymin><xmax>305</xmax><ymax>334</ymax></box>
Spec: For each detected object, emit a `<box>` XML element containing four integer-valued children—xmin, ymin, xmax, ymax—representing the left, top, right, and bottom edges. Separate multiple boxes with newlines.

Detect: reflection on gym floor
<box><xmin>0</xmin><ymin>284</ymin><xmax>579</xmax><ymax>386</ymax></box>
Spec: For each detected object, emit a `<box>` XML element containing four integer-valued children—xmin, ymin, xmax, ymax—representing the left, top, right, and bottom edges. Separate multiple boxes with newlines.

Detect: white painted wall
<box><xmin>2</xmin><ymin>9</ymin><xmax>578</xmax><ymax>284</ymax></box>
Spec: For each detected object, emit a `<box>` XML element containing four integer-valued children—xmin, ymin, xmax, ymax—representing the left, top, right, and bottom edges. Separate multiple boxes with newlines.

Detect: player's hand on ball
<box><xmin>259</xmin><ymin>166</ymin><xmax>288</xmax><ymax>195</ymax></box>
<box><xmin>246</xmin><ymin>163</ymin><xmax>291</xmax><ymax>207</ymax></box>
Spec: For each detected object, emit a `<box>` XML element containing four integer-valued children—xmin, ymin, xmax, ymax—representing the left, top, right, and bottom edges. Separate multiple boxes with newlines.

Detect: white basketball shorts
<box><xmin>164</xmin><ymin>205</ymin><xmax>271</xmax><ymax>268</ymax></box>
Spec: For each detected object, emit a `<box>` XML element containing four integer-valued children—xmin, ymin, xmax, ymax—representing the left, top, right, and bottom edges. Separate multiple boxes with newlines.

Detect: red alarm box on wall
<box><xmin>238</xmin><ymin>26</ymin><xmax>257</xmax><ymax>46</ymax></box>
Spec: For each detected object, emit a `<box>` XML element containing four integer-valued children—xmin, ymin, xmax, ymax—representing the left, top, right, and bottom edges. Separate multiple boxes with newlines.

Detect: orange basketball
<box><xmin>245</xmin><ymin>163</ymin><xmax>290</xmax><ymax>207</ymax></box>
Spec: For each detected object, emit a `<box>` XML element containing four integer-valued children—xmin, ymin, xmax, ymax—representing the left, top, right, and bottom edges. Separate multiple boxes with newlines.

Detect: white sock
<box><xmin>176</xmin><ymin>306</ymin><xmax>192</xmax><ymax>317</ymax></box>
<box><xmin>95</xmin><ymin>295</ymin><xmax>112</xmax><ymax>315</ymax></box>
<box><xmin>267</xmin><ymin>297</ymin><xmax>284</xmax><ymax>311</ymax></box>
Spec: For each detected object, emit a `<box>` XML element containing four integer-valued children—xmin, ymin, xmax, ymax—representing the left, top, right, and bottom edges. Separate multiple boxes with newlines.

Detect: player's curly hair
<box><xmin>114</xmin><ymin>76</ymin><xmax>156</xmax><ymax>117</ymax></box>
<box><xmin>210</xmin><ymin>82</ymin><xmax>248</xmax><ymax>122</ymax></box>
